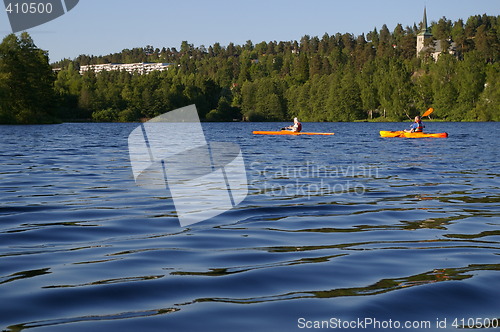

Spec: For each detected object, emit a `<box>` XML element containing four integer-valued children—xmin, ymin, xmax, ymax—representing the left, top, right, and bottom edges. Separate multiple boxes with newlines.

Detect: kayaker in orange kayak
<box><xmin>405</xmin><ymin>116</ymin><xmax>424</xmax><ymax>133</ymax></box>
<box><xmin>284</xmin><ymin>117</ymin><xmax>302</xmax><ymax>132</ymax></box>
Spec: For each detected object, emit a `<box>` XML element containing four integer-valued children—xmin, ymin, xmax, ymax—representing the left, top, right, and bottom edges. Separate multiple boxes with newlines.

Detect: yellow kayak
<box><xmin>380</xmin><ymin>131</ymin><xmax>448</xmax><ymax>138</ymax></box>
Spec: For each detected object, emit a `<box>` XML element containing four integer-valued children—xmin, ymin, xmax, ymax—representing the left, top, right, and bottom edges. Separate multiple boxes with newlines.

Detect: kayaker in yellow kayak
<box><xmin>284</xmin><ymin>117</ymin><xmax>302</xmax><ymax>132</ymax></box>
<box><xmin>405</xmin><ymin>116</ymin><xmax>424</xmax><ymax>133</ymax></box>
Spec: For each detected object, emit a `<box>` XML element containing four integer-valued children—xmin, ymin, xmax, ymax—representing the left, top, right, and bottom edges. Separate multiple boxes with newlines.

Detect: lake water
<box><xmin>0</xmin><ymin>121</ymin><xmax>499</xmax><ymax>331</ymax></box>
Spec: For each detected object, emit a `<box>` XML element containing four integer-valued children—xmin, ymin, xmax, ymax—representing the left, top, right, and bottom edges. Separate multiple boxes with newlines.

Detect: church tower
<box><xmin>416</xmin><ymin>7</ymin><xmax>433</xmax><ymax>56</ymax></box>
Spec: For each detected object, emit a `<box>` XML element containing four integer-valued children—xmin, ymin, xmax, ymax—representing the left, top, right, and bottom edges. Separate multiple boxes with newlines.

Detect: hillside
<box><xmin>1</xmin><ymin>15</ymin><xmax>499</xmax><ymax>124</ymax></box>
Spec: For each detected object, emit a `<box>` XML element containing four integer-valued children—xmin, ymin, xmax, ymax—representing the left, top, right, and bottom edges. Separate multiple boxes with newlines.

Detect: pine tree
<box><xmin>293</xmin><ymin>53</ymin><xmax>309</xmax><ymax>83</ymax></box>
<box><xmin>451</xmin><ymin>19</ymin><xmax>467</xmax><ymax>55</ymax></box>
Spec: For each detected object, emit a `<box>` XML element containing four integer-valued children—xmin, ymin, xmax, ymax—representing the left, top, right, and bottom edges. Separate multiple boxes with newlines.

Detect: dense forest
<box><xmin>1</xmin><ymin>14</ymin><xmax>499</xmax><ymax>124</ymax></box>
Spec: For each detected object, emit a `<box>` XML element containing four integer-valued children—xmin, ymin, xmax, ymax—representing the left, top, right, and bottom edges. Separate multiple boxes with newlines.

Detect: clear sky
<box><xmin>1</xmin><ymin>0</ymin><xmax>499</xmax><ymax>63</ymax></box>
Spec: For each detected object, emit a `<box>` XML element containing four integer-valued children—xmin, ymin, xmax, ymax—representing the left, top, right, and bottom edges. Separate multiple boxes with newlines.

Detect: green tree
<box><xmin>337</xmin><ymin>69</ymin><xmax>363</xmax><ymax>121</ymax></box>
<box><xmin>293</xmin><ymin>53</ymin><xmax>309</xmax><ymax>83</ymax></box>
<box><xmin>241</xmin><ymin>80</ymin><xmax>257</xmax><ymax>118</ymax></box>
<box><xmin>413</xmin><ymin>72</ymin><xmax>434</xmax><ymax>113</ymax></box>
<box><xmin>54</xmin><ymin>63</ymin><xmax>83</xmax><ymax>119</ymax></box>
<box><xmin>206</xmin><ymin>96</ymin><xmax>240</xmax><ymax>121</ymax></box>
<box><xmin>474</xmin><ymin>24</ymin><xmax>499</xmax><ymax>62</ymax></box>
<box><xmin>366</xmin><ymin>27</ymin><xmax>379</xmax><ymax>48</ymax></box>
<box><xmin>309</xmin><ymin>54</ymin><xmax>323</xmax><ymax>77</ymax></box>
<box><xmin>470</xmin><ymin>62</ymin><xmax>500</xmax><ymax>121</ymax></box>
<box><xmin>374</xmin><ymin>58</ymin><xmax>413</xmax><ymax>120</ymax></box>
<box><xmin>78</xmin><ymin>71</ymin><xmax>97</xmax><ymax>113</ymax></box>
<box><xmin>325</xmin><ymin>71</ymin><xmax>342</xmax><ymax>120</ymax></box>
<box><xmin>430</xmin><ymin>54</ymin><xmax>458</xmax><ymax>119</ymax></box>
<box><xmin>432</xmin><ymin>17</ymin><xmax>453</xmax><ymax>40</ymax></box>
<box><xmin>0</xmin><ymin>33</ymin><xmax>57</xmax><ymax>123</ymax></box>
<box><xmin>309</xmin><ymin>75</ymin><xmax>329</xmax><ymax>121</ymax></box>
<box><xmin>358</xmin><ymin>61</ymin><xmax>379</xmax><ymax>118</ymax></box>
<box><xmin>451</xmin><ymin>19</ymin><xmax>467</xmax><ymax>55</ymax></box>
<box><xmin>92</xmin><ymin>108</ymin><xmax>119</xmax><ymax>122</ymax></box>
<box><xmin>377</xmin><ymin>24</ymin><xmax>393</xmax><ymax>57</ymax></box>
<box><xmin>0</xmin><ymin>71</ymin><xmax>11</xmax><ymax>123</ymax></box>
<box><xmin>254</xmin><ymin>78</ymin><xmax>286</xmax><ymax>120</ymax></box>
<box><xmin>455</xmin><ymin>51</ymin><xmax>486</xmax><ymax>115</ymax></box>
<box><xmin>286</xmin><ymin>81</ymin><xmax>312</xmax><ymax>121</ymax></box>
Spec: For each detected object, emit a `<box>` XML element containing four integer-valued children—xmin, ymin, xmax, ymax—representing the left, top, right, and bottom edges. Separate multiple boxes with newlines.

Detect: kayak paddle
<box><xmin>422</xmin><ymin>108</ymin><xmax>434</xmax><ymax>117</ymax></box>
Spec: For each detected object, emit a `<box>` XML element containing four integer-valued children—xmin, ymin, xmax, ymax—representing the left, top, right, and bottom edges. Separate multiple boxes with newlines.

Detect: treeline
<box><xmin>1</xmin><ymin>15</ymin><xmax>499</xmax><ymax>124</ymax></box>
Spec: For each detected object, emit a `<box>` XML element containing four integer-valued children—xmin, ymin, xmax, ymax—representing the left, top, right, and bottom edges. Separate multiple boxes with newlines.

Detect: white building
<box><xmin>79</xmin><ymin>62</ymin><xmax>172</xmax><ymax>75</ymax></box>
<box><xmin>416</xmin><ymin>7</ymin><xmax>456</xmax><ymax>60</ymax></box>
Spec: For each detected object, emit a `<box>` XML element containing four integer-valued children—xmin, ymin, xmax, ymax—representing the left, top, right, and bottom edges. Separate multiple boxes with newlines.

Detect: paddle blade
<box><xmin>422</xmin><ymin>108</ymin><xmax>434</xmax><ymax>117</ymax></box>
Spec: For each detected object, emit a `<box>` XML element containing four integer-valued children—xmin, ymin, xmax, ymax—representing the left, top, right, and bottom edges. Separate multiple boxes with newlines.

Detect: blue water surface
<box><xmin>0</xmin><ymin>122</ymin><xmax>499</xmax><ymax>331</ymax></box>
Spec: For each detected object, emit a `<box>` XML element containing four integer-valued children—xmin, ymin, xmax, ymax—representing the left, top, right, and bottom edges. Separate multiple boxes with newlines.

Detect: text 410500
<box><xmin>452</xmin><ymin>318</ymin><xmax>498</xmax><ymax>329</ymax></box>
<box><xmin>5</xmin><ymin>2</ymin><xmax>53</xmax><ymax>14</ymax></box>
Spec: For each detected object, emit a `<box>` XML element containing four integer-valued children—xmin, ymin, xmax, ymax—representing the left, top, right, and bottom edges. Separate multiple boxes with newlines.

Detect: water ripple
<box><xmin>0</xmin><ymin>122</ymin><xmax>499</xmax><ymax>331</ymax></box>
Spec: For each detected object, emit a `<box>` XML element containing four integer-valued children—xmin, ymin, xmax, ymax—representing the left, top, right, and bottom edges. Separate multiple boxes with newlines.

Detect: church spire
<box><xmin>422</xmin><ymin>6</ymin><xmax>428</xmax><ymax>32</ymax></box>
<box><xmin>416</xmin><ymin>6</ymin><xmax>433</xmax><ymax>56</ymax></box>
<box><xmin>419</xmin><ymin>6</ymin><xmax>432</xmax><ymax>36</ymax></box>
<box><xmin>422</xmin><ymin>6</ymin><xmax>429</xmax><ymax>32</ymax></box>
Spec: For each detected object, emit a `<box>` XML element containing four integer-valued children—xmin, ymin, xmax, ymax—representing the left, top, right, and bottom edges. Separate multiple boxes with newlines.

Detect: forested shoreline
<box><xmin>1</xmin><ymin>14</ymin><xmax>499</xmax><ymax>124</ymax></box>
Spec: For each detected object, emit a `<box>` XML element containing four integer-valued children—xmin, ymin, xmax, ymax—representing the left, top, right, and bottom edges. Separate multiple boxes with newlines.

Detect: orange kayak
<box><xmin>380</xmin><ymin>131</ymin><xmax>448</xmax><ymax>138</ymax></box>
<box><xmin>253</xmin><ymin>130</ymin><xmax>334</xmax><ymax>136</ymax></box>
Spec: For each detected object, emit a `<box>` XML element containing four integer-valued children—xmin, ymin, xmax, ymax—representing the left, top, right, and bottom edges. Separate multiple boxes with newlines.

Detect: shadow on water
<box><xmin>179</xmin><ymin>264</ymin><xmax>500</xmax><ymax>305</ymax></box>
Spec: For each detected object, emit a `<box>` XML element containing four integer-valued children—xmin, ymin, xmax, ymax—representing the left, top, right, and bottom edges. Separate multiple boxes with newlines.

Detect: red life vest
<box><xmin>415</xmin><ymin>121</ymin><xmax>423</xmax><ymax>132</ymax></box>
